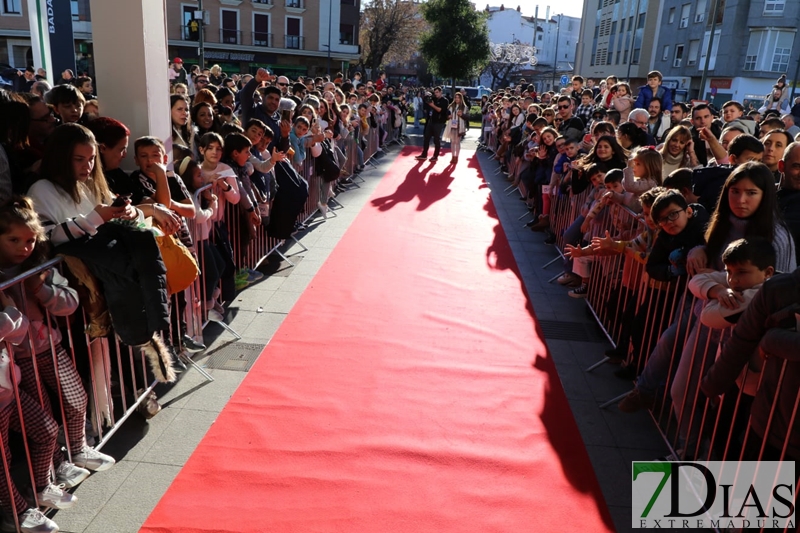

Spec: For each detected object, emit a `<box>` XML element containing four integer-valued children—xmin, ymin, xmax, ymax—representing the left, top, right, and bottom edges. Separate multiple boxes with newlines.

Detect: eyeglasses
<box><xmin>196</xmin><ymin>79</ymin><xmax>209</xmax><ymax>84</ymax></box>
<box><xmin>277</xmin><ymin>82</ymin><xmax>288</xmax><ymax>87</ymax></box>
<box><xmin>558</xmin><ymin>104</ymin><xmax>570</xmax><ymax>110</ymax></box>
<box><xmin>657</xmin><ymin>208</ymin><xmax>685</xmax><ymax>226</ymax></box>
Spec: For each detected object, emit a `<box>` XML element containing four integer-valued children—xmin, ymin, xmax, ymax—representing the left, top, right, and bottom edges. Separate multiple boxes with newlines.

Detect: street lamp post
<box><xmin>197</xmin><ymin>0</ymin><xmax>205</xmax><ymax>69</ymax></box>
<box><xmin>551</xmin><ymin>14</ymin><xmax>561</xmax><ymax>91</ymax></box>
<box><xmin>327</xmin><ymin>0</ymin><xmax>332</xmax><ymax>76</ymax></box>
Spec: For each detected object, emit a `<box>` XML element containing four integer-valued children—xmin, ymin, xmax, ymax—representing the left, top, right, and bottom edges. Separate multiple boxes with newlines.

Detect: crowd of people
<box><xmin>0</xmin><ymin>59</ymin><xmax>427</xmax><ymax>531</ymax></box>
<box><xmin>481</xmin><ymin>70</ymin><xmax>800</xmax><ymax>469</ymax></box>
<box><xmin>4</xmin><ymin>52</ymin><xmax>800</xmax><ymax>529</ymax></box>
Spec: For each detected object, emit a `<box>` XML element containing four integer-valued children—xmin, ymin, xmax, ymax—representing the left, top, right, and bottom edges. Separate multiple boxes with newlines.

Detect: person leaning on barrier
<box><xmin>701</xmin><ymin>266</ymin><xmax>800</xmax><ymax>463</ymax></box>
<box><xmin>34</xmin><ymin>122</ymin><xmax>178</xmax><ymax>375</ymax></box>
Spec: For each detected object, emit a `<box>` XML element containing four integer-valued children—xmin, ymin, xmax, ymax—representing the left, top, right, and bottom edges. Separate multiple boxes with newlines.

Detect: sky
<box><xmin>481</xmin><ymin>0</ymin><xmax>586</xmax><ymax>20</ymax></box>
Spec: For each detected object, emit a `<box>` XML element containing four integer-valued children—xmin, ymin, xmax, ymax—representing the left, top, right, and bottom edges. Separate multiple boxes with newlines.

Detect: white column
<box><xmin>88</xmin><ymin>0</ymin><xmax>171</xmax><ymax>168</ymax></box>
<box><xmin>25</xmin><ymin>0</ymin><xmax>52</xmax><ymax>81</ymax></box>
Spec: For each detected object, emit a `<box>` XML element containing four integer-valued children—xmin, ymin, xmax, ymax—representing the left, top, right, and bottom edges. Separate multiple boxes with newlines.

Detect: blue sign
<box><xmin>560</xmin><ymin>75</ymin><xmax>569</xmax><ymax>86</ymax></box>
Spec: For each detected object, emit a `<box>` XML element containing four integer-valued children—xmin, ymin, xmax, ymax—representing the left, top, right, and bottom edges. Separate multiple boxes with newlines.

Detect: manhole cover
<box><xmin>204</xmin><ymin>342</ymin><xmax>264</xmax><ymax>372</ymax></box>
<box><xmin>538</xmin><ymin>320</ymin><xmax>603</xmax><ymax>342</ymax></box>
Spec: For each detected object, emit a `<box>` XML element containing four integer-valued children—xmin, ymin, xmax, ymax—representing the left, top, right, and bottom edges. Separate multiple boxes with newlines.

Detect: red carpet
<box><xmin>142</xmin><ymin>148</ymin><xmax>614</xmax><ymax>533</ymax></box>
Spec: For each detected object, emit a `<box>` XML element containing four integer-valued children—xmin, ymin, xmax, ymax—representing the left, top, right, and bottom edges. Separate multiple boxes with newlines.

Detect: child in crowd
<box><xmin>612</xmin><ymin>190</ymin><xmax>707</xmax><ymax>380</ymax></box>
<box><xmin>0</xmin><ymin>199</ymin><xmax>116</xmax><ymax>521</ymax></box>
<box><xmin>683</xmin><ymin>238</ymin><xmax>775</xmax><ymax>458</ymax></box>
<box><xmin>131</xmin><ymin>136</ymin><xmax>202</xmax><ymax>354</ymax></box>
<box><xmin>46</xmin><ymin>84</ymin><xmax>86</xmax><ymax>125</ymax></box>
<box><xmin>27</xmin><ymin>124</ymin><xmax>175</xmax><ymax>384</ymax></box>
<box><xmin>564</xmin><ymin>170</ymin><xmax>636</xmax><ymax>298</ymax></box>
<box><xmin>178</xmin><ymin>157</ymin><xmax>226</xmax><ymax>323</ymax></box>
<box><xmin>558</xmin><ymin>164</ymin><xmax>607</xmax><ymax>287</ymax></box>
<box><xmin>592</xmin><ymin>187</ymin><xmax>664</xmax><ymax>361</ymax></box>
<box><xmin>601</xmin><ymin>168</ymin><xmax>643</xmax><ymax>213</ymax></box>
<box><xmin>221</xmin><ymin>132</ymin><xmax>264</xmax><ymax>289</ymax></box>
<box><xmin>610</xmin><ymin>83</ymin><xmax>634</xmax><ymax>123</ymax></box>
<box><xmin>621</xmin><ymin>146</ymin><xmax>664</xmax><ymax>201</ymax></box>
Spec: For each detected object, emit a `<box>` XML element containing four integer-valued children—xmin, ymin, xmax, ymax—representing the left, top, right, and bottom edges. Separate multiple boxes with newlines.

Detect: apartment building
<box><xmin>574</xmin><ymin>0</ymin><xmax>665</xmax><ymax>88</ymax></box>
<box><xmin>652</xmin><ymin>0</ymin><xmax>800</xmax><ymax>108</ymax></box>
<box><xmin>478</xmin><ymin>5</ymin><xmax>580</xmax><ymax>92</ymax></box>
<box><xmin>0</xmin><ymin>0</ymin><xmax>360</xmax><ymax>78</ymax></box>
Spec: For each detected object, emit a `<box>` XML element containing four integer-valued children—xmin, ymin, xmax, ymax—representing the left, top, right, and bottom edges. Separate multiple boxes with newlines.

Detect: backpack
<box><xmin>315</xmin><ymin>140</ymin><xmax>341</xmax><ymax>183</ymax></box>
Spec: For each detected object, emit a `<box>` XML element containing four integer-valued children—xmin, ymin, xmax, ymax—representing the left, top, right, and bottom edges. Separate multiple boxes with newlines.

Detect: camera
<box><xmin>424</xmin><ymin>94</ymin><xmax>433</xmax><ymax>104</ymax></box>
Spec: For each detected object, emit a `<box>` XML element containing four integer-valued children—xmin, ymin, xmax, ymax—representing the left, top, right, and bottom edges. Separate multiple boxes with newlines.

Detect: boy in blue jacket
<box><xmin>634</xmin><ymin>71</ymin><xmax>673</xmax><ymax>113</ymax></box>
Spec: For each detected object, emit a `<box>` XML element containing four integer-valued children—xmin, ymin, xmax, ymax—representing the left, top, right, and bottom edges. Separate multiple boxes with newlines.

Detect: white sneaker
<box><xmin>72</xmin><ymin>446</ymin><xmax>115</xmax><ymax>472</ymax></box>
<box><xmin>37</xmin><ymin>483</ymin><xmax>76</xmax><ymax>510</ymax></box>
<box><xmin>55</xmin><ymin>461</ymin><xmax>90</xmax><ymax>489</ymax></box>
<box><xmin>0</xmin><ymin>508</ymin><xmax>59</xmax><ymax>533</ymax></box>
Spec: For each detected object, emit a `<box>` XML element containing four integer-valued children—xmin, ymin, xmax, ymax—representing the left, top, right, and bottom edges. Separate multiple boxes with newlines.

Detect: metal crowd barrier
<box><xmin>488</xmin><ymin>152</ymin><xmax>800</xmax><ymax>532</ymax></box>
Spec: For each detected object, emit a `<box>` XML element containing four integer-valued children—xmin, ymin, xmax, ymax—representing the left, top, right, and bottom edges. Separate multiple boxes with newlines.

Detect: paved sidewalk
<box><xmin>55</xmin><ymin>129</ymin><xmax>673</xmax><ymax>533</ymax></box>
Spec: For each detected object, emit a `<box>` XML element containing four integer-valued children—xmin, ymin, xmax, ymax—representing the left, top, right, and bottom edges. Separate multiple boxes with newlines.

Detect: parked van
<box><xmin>456</xmin><ymin>86</ymin><xmax>492</xmax><ymax>101</ymax></box>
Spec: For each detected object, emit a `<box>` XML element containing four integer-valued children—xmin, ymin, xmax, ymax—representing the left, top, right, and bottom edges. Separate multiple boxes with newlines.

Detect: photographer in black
<box><xmin>416</xmin><ymin>87</ymin><xmax>449</xmax><ymax>162</ymax></box>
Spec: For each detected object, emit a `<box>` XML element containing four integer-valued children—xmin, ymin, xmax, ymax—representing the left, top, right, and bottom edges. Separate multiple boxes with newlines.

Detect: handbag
<box><xmin>155</xmin><ymin>234</ymin><xmax>199</xmax><ymax>295</ymax></box>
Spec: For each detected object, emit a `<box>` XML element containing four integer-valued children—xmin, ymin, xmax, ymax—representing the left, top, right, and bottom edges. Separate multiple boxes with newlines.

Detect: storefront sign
<box><xmin>709</xmin><ymin>78</ymin><xmax>732</xmax><ymax>89</ymax></box>
<box><xmin>204</xmin><ymin>51</ymin><xmax>256</xmax><ymax>62</ymax></box>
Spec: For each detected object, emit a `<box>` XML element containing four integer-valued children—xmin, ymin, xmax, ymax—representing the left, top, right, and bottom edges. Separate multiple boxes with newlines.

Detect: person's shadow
<box><xmin>371</xmin><ymin>159</ymin><xmax>455</xmax><ymax>212</ymax></box>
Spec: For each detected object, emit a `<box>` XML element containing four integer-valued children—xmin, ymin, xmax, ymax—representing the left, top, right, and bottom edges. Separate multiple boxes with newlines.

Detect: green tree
<box><xmin>419</xmin><ymin>0</ymin><xmax>491</xmax><ymax>94</ymax></box>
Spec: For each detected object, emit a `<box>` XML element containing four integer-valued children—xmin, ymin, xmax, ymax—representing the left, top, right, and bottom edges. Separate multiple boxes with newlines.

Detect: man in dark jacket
<box><xmin>240</xmin><ymin>68</ymin><xmax>291</xmax><ymax>153</ymax></box>
<box><xmin>690</xmin><ymin>104</ymin><xmax>722</xmax><ymax>166</ymax></box>
<box><xmin>416</xmin><ymin>86</ymin><xmax>449</xmax><ymax>162</ymax></box>
<box><xmin>778</xmin><ymin>142</ymin><xmax>800</xmax><ymax>264</ymax></box>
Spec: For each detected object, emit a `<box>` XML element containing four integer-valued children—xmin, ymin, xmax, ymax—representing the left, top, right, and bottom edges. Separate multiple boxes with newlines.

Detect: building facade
<box><xmin>574</xmin><ymin>0</ymin><xmax>665</xmax><ymax>88</ymax></box>
<box><xmin>652</xmin><ymin>0</ymin><xmax>800</xmax><ymax>108</ymax></box>
<box><xmin>480</xmin><ymin>5</ymin><xmax>580</xmax><ymax>92</ymax></box>
<box><xmin>0</xmin><ymin>0</ymin><xmax>360</xmax><ymax>78</ymax></box>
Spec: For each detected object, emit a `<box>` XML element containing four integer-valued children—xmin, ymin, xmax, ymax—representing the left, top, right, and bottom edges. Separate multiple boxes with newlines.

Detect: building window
<box><xmin>764</xmin><ymin>1</ymin><xmax>785</xmax><ymax>15</ymax></box>
<box><xmin>679</xmin><ymin>3</ymin><xmax>690</xmax><ymax>28</ymax></box>
<box><xmin>341</xmin><ymin>0</ymin><xmax>356</xmax><ymax>5</ymax></box>
<box><xmin>744</xmin><ymin>29</ymin><xmax>794</xmax><ymax>72</ymax></box>
<box><xmin>687</xmin><ymin>39</ymin><xmax>699</xmax><ymax>65</ymax></box>
<box><xmin>632</xmin><ymin>48</ymin><xmax>640</xmax><ymax>64</ymax></box>
<box><xmin>2</xmin><ymin>0</ymin><xmax>22</xmax><ymax>14</ymax></box>
<box><xmin>662</xmin><ymin>45</ymin><xmax>670</xmax><ymax>61</ymax></box>
<box><xmin>772</xmin><ymin>39</ymin><xmax>792</xmax><ymax>71</ymax></box>
<box><xmin>339</xmin><ymin>23</ymin><xmax>354</xmax><ymax>45</ymax></box>
<box><xmin>668</xmin><ymin>7</ymin><xmax>675</xmax><ymax>23</ymax></box>
<box><xmin>70</xmin><ymin>0</ymin><xmax>79</xmax><ymax>21</ymax></box>
<box><xmin>286</xmin><ymin>16</ymin><xmax>302</xmax><ymax>49</ymax></box>
<box><xmin>183</xmin><ymin>6</ymin><xmax>198</xmax><ymax>41</ymax></box>
<box><xmin>695</xmin><ymin>0</ymin><xmax>707</xmax><ymax>22</ymax></box>
<box><xmin>221</xmin><ymin>9</ymin><xmax>239</xmax><ymax>44</ymax></box>
<box><xmin>674</xmin><ymin>44</ymin><xmax>684</xmax><ymax>67</ymax></box>
<box><xmin>253</xmin><ymin>13</ymin><xmax>270</xmax><ymax>47</ymax></box>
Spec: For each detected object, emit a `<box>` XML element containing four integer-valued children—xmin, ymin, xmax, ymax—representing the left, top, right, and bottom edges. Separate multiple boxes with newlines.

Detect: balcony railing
<box><xmin>285</xmin><ymin>0</ymin><xmax>304</xmax><ymax>8</ymax></box>
<box><xmin>253</xmin><ymin>32</ymin><xmax>273</xmax><ymax>47</ymax></box>
<box><xmin>253</xmin><ymin>0</ymin><xmax>273</xmax><ymax>4</ymax></box>
<box><xmin>285</xmin><ymin>35</ymin><xmax>304</xmax><ymax>49</ymax></box>
<box><xmin>219</xmin><ymin>28</ymin><xmax>241</xmax><ymax>45</ymax></box>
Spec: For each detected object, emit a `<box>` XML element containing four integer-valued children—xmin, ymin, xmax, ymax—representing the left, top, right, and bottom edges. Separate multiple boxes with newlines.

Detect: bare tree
<box><xmin>359</xmin><ymin>0</ymin><xmax>425</xmax><ymax>74</ymax></box>
<box><xmin>481</xmin><ymin>42</ymin><xmax>538</xmax><ymax>90</ymax></box>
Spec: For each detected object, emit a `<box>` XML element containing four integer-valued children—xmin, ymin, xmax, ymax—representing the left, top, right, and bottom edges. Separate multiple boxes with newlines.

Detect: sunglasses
<box><xmin>277</xmin><ymin>82</ymin><xmax>288</xmax><ymax>87</ymax></box>
<box><xmin>196</xmin><ymin>79</ymin><xmax>209</xmax><ymax>84</ymax></box>
<box><xmin>558</xmin><ymin>104</ymin><xmax>570</xmax><ymax>110</ymax></box>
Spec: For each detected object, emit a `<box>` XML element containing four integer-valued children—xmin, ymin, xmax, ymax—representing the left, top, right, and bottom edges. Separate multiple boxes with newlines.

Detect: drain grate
<box><xmin>538</xmin><ymin>320</ymin><xmax>603</xmax><ymax>342</ymax></box>
<box><xmin>203</xmin><ymin>342</ymin><xmax>264</xmax><ymax>372</ymax></box>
